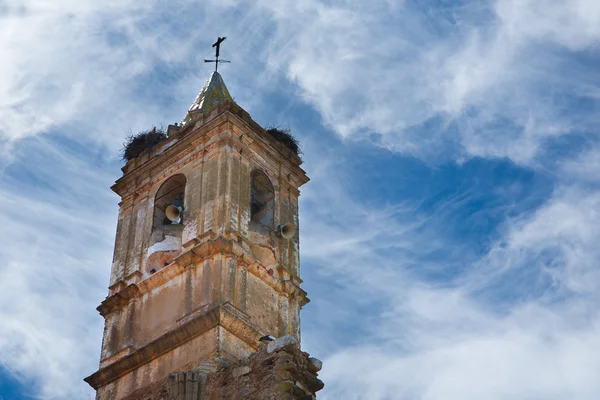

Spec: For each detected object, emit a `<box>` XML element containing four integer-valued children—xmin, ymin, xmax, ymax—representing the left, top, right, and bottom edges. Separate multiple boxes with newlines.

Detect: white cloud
<box><xmin>4</xmin><ymin>0</ymin><xmax>598</xmax><ymax>163</ymax></box>
<box><xmin>466</xmin><ymin>186</ymin><xmax>600</xmax><ymax>296</ymax></box>
<box><xmin>0</xmin><ymin>137</ymin><xmax>117</xmax><ymax>399</ymax></box>
<box><xmin>1</xmin><ymin>0</ymin><xmax>141</xmax><ymax>142</ymax></box>
<box><xmin>495</xmin><ymin>0</ymin><xmax>600</xmax><ymax>50</ymax></box>
<box><xmin>322</xmin><ymin>311</ymin><xmax>600</xmax><ymax>400</ymax></box>
<box><xmin>308</xmin><ymin>188</ymin><xmax>600</xmax><ymax>398</ymax></box>
<box><xmin>0</xmin><ymin>0</ymin><xmax>237</xmax><ymax>150</ymax></box>
<box><xmin>256</xmin><ymin>0</ymin><xmax>600</xmax><ymax>163</ymax></box>
<box><xmin>299</xmin><ymin>139</ymin><xmax>600</xmax><ymax>399</ymax></box>
<box><xmin>560</xmin><ymin>145</ymin><xmax>600</xmax><ymax>184</ymax></box>
<box><xmin>2</xmin><ymin>1</ymin><xmax>600</xmax><ymax>399</ymax></box>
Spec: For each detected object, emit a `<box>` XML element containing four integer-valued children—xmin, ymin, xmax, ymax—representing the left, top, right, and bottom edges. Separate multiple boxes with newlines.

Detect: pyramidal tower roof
<box><xmin>182</xmin><ymin>71</ymin><xmax>233</xmax><ymax>125</ymax></box>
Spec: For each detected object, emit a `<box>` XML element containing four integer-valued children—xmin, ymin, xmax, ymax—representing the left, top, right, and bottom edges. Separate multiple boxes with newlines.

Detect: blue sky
<box><xmin>2</xmin><ymin>0</ymin><xmax>600</xmax><ymax>399</ymax></box>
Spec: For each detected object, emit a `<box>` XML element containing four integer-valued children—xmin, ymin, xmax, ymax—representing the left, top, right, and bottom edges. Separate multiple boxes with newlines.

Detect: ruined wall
<box><xmin>120</xmin><ymin>335</ymin><xmax>324</xmax><ymax>400</ymax></box>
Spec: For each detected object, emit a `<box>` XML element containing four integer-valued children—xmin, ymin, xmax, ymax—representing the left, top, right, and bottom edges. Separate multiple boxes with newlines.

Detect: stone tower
<box><xmin>84</xmin><ymin>71</ymin><xmax>312</xmax><ymax>399</ymax></box>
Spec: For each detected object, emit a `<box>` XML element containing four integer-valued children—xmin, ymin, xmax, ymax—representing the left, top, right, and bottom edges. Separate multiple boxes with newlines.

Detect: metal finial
<box><xmin>204</xmin><ymin>37</ymin><xmax>231</xmax><ymax>72</ymax></box>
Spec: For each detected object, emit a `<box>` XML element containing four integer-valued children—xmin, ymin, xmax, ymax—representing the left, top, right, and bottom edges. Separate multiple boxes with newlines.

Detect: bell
<box><xmin>165</xmin><ymin>205</ymin><xmax>182</xmax><ymax>222</ymax></box>
<box><xmin>277</xmin><ymin>223</ymin><xmax>296</xmax><ymax>239</ymax></box>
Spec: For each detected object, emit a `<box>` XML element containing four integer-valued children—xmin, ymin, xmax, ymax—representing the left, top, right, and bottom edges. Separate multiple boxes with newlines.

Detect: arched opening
<box><xmin>147</xmin><ymin>174</ymin><xmax>187</xmax><ymax>274</ymax></box>
<box><xmin>153</xmin><ymin>174</ymin><xmax>186</xmax><ymax>228</ymax></box>
<box><xmin>250</xmin><ymin>170</ymin><xmax>274</xmax><ymax>228</ymax></box>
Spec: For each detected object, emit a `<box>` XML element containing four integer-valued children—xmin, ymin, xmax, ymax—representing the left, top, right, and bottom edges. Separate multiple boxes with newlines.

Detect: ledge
<box><xmin>99</xmin><ymin>346</ymin><xmax>133</xmax><ymax>369</ymax></box>
<box><xmin>97</xmin><ymin>284</ymin><xmax>141</xmax><ymax>317</ymax></box>
<box><xmin>85</xmin><ymin>303</ymin><xmax>262</xmax><ymax>390</ymax></box>
<box><xmin>97</xmin><ymin>236</ymin><xmax>309</xmax><ymax>318</ymax></box>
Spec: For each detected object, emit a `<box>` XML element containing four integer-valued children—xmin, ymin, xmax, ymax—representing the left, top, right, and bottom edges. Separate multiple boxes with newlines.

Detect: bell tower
<box><xmin>84</xmin><ymin>65</ymin><xmax>310</xmax><ymax>399</ymax></box>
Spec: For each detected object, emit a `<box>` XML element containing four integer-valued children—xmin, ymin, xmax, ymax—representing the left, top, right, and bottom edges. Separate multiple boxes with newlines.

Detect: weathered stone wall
<box><xmin>103</xmin><ymin>118</ymin><xmax>306</xmax><ymax>349</ymax></box>
<box><xmin>97</xmin><ymin>328</ymin><xmax>218</xmax><ymax>400</ymax></box>
<box><xmin>120</xmin><ymin>335</ymin><xmax>324</xmax><ymax>400</ymax></box>
<box><xmin>102</xmin><ymin>108</ymin><xmax>307</xmax><ymax>334</ymax></box>
<box><xmin>87</xmin><ymin>102</ymin><xmax>312</xmax><ymax>399</ymax></box>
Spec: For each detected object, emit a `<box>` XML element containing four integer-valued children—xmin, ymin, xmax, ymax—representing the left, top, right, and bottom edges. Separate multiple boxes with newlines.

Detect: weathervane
<box><xmin>204</xmin><ymin>37</ymin><xmax>231</xmax><ymax>72</ymax></box>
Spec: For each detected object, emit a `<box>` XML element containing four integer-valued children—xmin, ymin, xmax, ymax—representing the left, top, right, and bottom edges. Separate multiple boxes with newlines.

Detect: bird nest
<box><xmin>122</xmin><ymin>127</ymin><xmax>167</xmax><ymax>161</ymax></box>
<box><xmin>121</xmin><ymin>126</ymin><xmax>300</xmax><ymax>161</ymax></box>
<box><xmin>265</xmin><ymin>126</ymin><xmax>301</xmax><ymax>156</ymax></box>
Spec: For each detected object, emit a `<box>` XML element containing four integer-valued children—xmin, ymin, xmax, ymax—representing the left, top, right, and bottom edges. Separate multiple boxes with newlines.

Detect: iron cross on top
<box><xmin>204</xmin><ymin>37</ymin><xmax>231</xmax><ymax>72</ymax></box>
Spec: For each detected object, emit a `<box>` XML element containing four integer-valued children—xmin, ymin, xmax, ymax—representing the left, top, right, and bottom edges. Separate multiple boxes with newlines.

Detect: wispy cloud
<box><xmin>299</xmin><ymin>140</ymin><xmax>600</xmax><ymax>400</ymax></box>
<box><xmin>2</xmin><ymin>0</ymin><xmax>600</xmax><ymax>399</ymax></box>
<box><xmin>0</xmin><ymin>137</ymin><xmax>116</xmax><ymax>399</ymax></box>
<box><xmin>256</xmin><ymin>0</ymin><xmax>600</xmax><ymax>163</ymax></box>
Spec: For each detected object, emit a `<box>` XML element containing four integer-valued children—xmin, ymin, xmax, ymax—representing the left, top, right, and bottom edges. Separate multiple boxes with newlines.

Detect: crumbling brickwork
<box><xmin>121</xmin><ymin>336</ymin><xmax>323</xmax><ymax>400</ymax></box>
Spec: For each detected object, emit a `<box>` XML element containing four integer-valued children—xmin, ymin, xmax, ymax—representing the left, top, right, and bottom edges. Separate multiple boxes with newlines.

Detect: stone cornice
<box><xmin>226</xmin><ymin>116</ymin><xmax>309</xmax><ymax>190</ymax></box>
<box><xmin>97</xmin><ymin>236</ymin><xmax>309</xmax><ymax>317</ymax></box>
<box><xmin>97</xmin><ymin>284</ymin><xmax>141</xmax><ymax>317</ymax></box>
<box><xmin>112</xmin><ymin>104</ymin><xmax>308</xmax><ymax>199</ymax></box>
<box><xmin>112</xmin><ymin>117</ymin><xmax>221</xmax><ymax>197</ymax></box>
<box><xmin>85</xmin><ymin>304</ymin><xmax>262</xmax><ymax>390</ymax></box>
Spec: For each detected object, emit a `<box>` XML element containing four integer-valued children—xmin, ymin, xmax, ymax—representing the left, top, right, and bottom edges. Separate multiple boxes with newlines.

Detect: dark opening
<box><xmin>250</xmin><ymin>170</ymin><xmax>274</xmax><ymax>227</ymax></box>
<box><xmin>153</xmin><ymin>174</ymin><xmax>186</xmax><ymax>229</ymax></box>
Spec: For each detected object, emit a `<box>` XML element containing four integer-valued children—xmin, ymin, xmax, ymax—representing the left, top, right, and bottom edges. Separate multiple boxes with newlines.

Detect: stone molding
<box><xmin>113</xmin><ymin>107</ymin><xmax>308</xmax><ymax>200</ymax></box>
<box><xmin>85</xmin><ymin>304</ymin><xmax>262</xmax><ymax>390</ymax></box>
<box><xmin>98</xmin><ymin>236</ymin><xmax>309</xmax><ymax>318</ymax></box>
